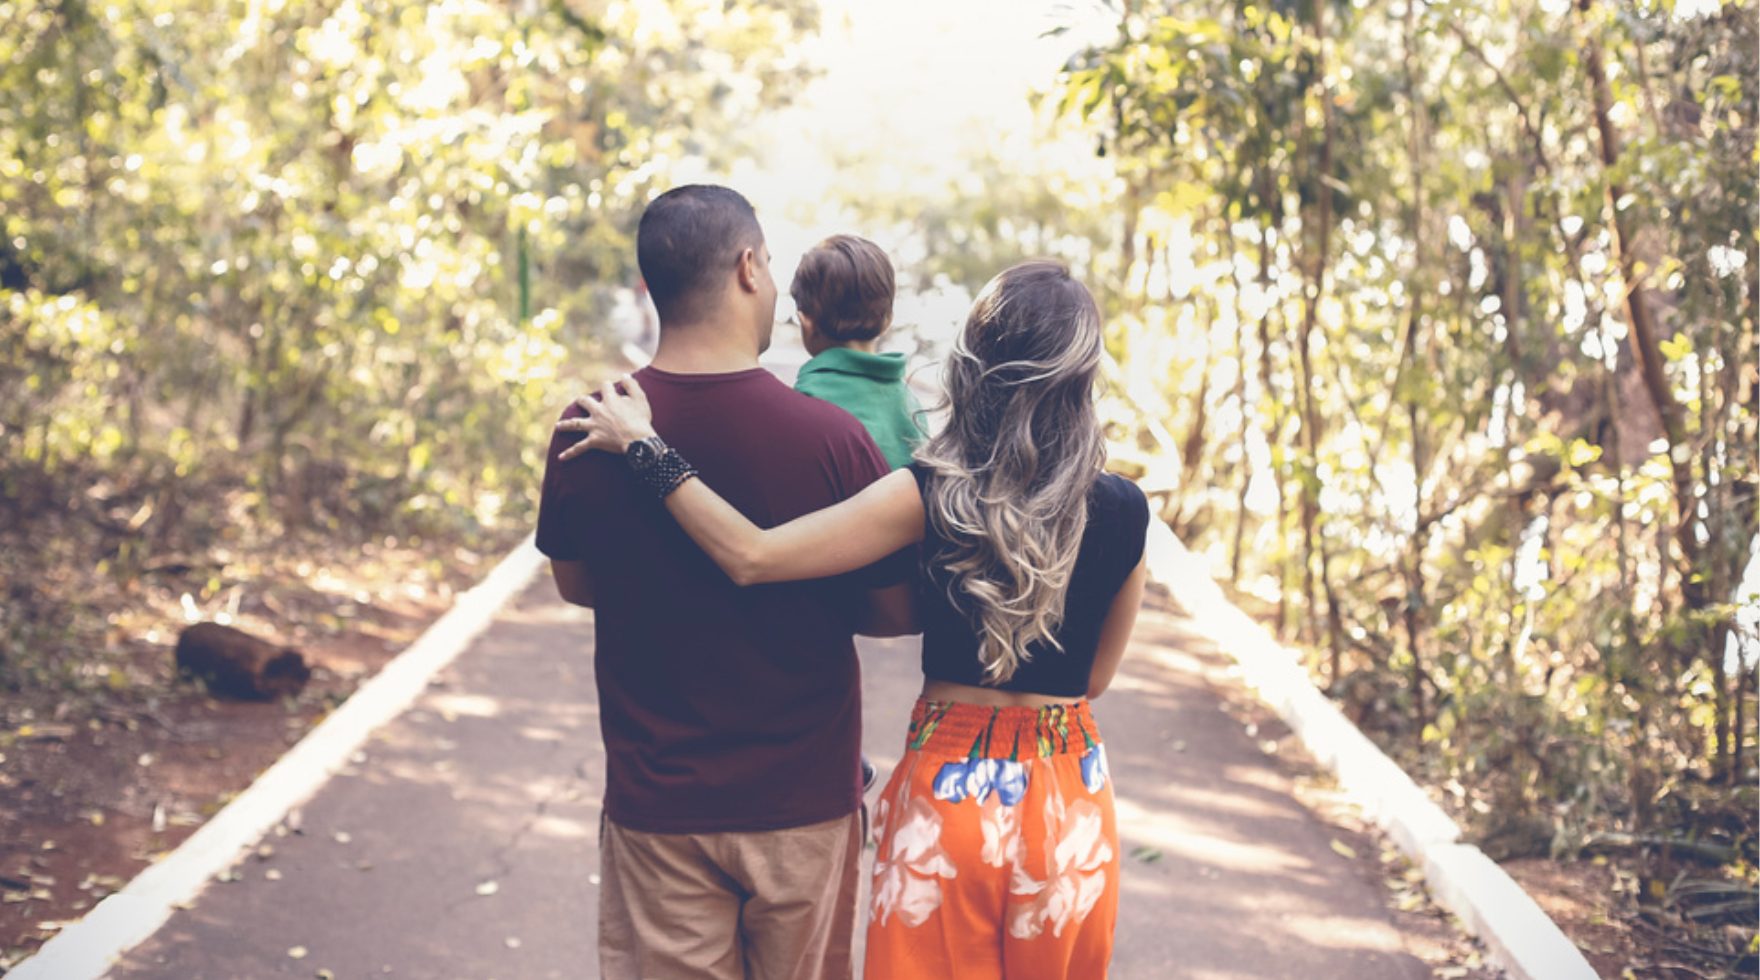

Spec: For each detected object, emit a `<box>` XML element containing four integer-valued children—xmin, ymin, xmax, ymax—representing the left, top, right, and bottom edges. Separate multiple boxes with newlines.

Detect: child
<box><xmin>790</xmin><ymin>235</ymin><xmax>924</xmax><ymax>471</ymax></box>
<box><xmin>790</xmin><ymin>235</ymin><xmax>924</xmax><ymax>792</ymax></box>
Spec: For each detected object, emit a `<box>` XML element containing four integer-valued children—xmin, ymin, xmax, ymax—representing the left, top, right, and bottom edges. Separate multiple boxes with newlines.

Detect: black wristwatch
<box><xmin>626</xmin><ymin>435</ymin><xmax>698</xmax><ymax>498</ymax></box>
<box><xmin>627</xmin><ymin>435</ymin><xmax>666</xmax><ymax>471</ymax></box>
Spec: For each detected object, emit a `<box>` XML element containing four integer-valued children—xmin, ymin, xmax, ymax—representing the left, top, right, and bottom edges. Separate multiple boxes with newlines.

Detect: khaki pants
<box><xmin>598</xmin><ymin>812</ymin><xmax>863</xmax><ymax>980</ymax></box>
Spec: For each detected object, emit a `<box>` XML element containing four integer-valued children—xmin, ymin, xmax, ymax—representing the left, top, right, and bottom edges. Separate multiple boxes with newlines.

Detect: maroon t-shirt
<box><xmin>537</xmin><ymin>365</ymin><xmax>901</xmax><ymax>833</ymax></box>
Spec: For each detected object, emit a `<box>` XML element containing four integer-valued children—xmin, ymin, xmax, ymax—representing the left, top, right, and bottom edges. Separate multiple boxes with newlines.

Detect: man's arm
<box><xmin>856</xmin><ymin>582</ymin><xmax>919</xmax><ymax>638</ymax></box>
<box><xmin>550</xmin><ymin>560</ymin><xmax>595</xmax><ymax>608</ymax></box>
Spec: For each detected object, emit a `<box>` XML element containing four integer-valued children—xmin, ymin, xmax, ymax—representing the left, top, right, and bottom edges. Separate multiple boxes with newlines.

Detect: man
<box><xmin>536</xmin><ymin>185</ymin><xmax>914</xmax><ymax>980</ymax></box>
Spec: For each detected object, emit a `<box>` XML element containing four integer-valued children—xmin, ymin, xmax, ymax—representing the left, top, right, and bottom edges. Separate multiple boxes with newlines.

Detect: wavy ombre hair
<box><xmin>916</xmin><ymin>260</ymin><xmax>1106</xmax><ymax>684</ymax></box>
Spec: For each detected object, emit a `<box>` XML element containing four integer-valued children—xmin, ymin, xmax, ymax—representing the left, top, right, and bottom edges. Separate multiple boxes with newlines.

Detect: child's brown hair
<box><xmin>789</xmin><ymin>235</ymin><xmax>895</xmax><ymax>343</ymax></box>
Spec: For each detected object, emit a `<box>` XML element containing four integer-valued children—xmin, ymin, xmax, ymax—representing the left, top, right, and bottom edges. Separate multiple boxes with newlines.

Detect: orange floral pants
<box><xmin>864</xmin><ymin>698</ymin><xmax>1120</xmax><ymax>979</ymax></box>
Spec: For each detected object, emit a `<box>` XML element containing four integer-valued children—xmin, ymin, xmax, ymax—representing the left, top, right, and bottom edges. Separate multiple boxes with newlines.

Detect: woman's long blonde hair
<box><xmin>916</xmin><ymin>260</ymin><xmax>1106</xmax><ymax>684</ymax></box>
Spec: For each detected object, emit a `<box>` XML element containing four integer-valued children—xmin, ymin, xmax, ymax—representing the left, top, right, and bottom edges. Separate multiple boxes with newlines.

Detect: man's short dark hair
<box><xmin>789</xmin><ymin>235</ymin><xmax>895</xmax><ymax>343</ymax></box>
<box><xmin>637</xmin><ymin>185</ymin><xmax>763</xmax><ymax>325</ymax></box>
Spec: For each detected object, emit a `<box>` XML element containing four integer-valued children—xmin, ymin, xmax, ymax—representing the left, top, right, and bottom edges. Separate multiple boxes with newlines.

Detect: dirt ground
<box><xmin>0</xmin><ymin>539</ymin><xmax>507</xmax><ymax>971</ymax></box>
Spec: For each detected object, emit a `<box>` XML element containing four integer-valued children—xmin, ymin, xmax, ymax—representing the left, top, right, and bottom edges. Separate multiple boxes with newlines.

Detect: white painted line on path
<box><xmin>1141</xmin><ymin>519</ymin><xmax>1599</xmax><ymax>980</ymax></box>
<box><xmin>9</xmin><ymin>536</ymin><xmax>546</xmax><ymax>980</ymax></box>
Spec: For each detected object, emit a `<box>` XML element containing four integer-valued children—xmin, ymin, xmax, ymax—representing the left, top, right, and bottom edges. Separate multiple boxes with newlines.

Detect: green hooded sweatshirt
<box><xmin>794</xmin><ymin>347</ymin><xmax>925</xmax><ymax>471</ymax></box>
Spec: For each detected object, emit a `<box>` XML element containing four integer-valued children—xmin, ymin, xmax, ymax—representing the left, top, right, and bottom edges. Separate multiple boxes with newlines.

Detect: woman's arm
<box><xmin>662</xmin><ymin>469</ymin><xmax>923</xmax><ymax>585</ymax></box>
<box><xmin>556</xmin><ymin>377</ymin><xmax>924</xmax><ymax>585</ymax></box>
<box><xmin>1085</xmin><ymin>556</ymin><xmax>1147</xmax><ymax>699</ymax></box>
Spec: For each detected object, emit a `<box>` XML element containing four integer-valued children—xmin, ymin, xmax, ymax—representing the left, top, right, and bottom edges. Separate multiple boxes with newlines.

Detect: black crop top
<box><xmin>910</xmin><ymin>465</ymin><xmax>1151</xmax><ymax>697</ymax></box>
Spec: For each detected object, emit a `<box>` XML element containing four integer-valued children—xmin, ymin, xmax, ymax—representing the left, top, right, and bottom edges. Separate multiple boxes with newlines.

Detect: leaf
<box><xmin>1153</xmin><ymin>182</ymin><xmax>1210</xmax><ymax>217</ymax></box>
<box><xmin>475</xmin><ymin>879</ymin><xmax>499</xmax><ymax>896</ymax></box>
<box><xmin>1329</xmin><ymin>839</ymin><xmax>1358</xmax><ymax>860</ymax></box>
<box><xmin>287</xmin><ymin>946</ymin><xmax>308</xmax><ymax>959</ymax></box>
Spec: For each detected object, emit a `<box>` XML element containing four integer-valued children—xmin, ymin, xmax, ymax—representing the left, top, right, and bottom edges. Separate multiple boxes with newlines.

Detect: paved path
<box><xmin>112</xmin><ymin>577</ymin><xmax>1440</xmax><ymax>979</ymax></box>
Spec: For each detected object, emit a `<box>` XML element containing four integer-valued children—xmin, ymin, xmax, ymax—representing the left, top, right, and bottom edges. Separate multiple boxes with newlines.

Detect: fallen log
<box><xmin>175</xmin><ymin>622</ymin><xmax>310</xmax><ymax>700</ymax></box>
<box><xmin>1580</xmin><ymin>831</ymin><xmax>1740</xmax><ymax>866</ymax></box>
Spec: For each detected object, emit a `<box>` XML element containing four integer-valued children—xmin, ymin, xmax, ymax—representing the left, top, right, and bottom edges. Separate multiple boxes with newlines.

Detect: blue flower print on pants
<box><xmin>933</xmin><ymin>758</ymin><xmax>1029</xmax><ymax>806</ymax></box>
<box><xmin>1080</xmin><ymin>744</ymin><xmax>1109</xmax><ymax>794</ymax></box>
<box><xmin>992</xmin><ymin>759</ymin><xmax>1028</xmax><ymax>805</ymax></box>
<box><xmin>931</xmin><ymin>759</ymin><xmax>973</xmax><ymax>802</ymax></box>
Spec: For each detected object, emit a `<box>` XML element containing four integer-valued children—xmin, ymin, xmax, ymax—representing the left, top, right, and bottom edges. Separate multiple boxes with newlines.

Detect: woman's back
<box><xmin>912</xmin><ymin>465</ymin><xmax>1149</xmax><ymax>698</ymax></box>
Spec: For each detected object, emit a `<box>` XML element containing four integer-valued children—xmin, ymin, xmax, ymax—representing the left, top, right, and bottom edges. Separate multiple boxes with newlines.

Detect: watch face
<box><xmin>628</xmin><ymin>438</ymin><xmax>658</xmax><ymax>469</ymax></box>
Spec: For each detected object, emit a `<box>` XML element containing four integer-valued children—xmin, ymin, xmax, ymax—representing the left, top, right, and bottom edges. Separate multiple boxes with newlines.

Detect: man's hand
<box><xmin>554</xmin><ymin>375</ymin><xmax>658</xmax><ymax>461</ymax></box>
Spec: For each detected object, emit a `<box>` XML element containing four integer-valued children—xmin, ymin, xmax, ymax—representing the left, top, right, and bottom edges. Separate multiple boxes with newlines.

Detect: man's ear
<box><xmin>735</xmin><ymin>247</ymin><xmax>759</xmax><ymax>294</ymax></box>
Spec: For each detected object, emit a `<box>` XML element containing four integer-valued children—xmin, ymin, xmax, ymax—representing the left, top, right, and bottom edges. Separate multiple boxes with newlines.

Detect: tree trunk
<box><xmin>1254</xmin><ymin>202</ymin><xmax>1292</xmax><ymax>640</ymax></box>
<box><xmin>1400</xmin><ymin>0</ymin><xmax>1430</xmax><ymax>734</ymax></box>
<box><xmin>1577</xmin><ymin>0</ymin><xmax>1703</xmax><ymax>626</ymax></box>
<box><xmin>1703</xmin><ymin>355</ymin><xmax>1732</xmax><ymax>776</ymax></box>
<box><xmin>1296</xmin><ymin>0</ymin><xmax>1343</xmax><ymax>680</ymax></box>
<box><xmin>1730</xmin><ymin>255</ymin><xmax>1759</xmax><ymax>781</ymax></box>
<box><xmin>1179</xmin><ymin>287</ymin><xmax>1218</xmax><ymax>523</ymax></box>
<box><xmin>1735</xmin><ymin>648</ymin><xmax>1750</xmax><ymax>782</ymax></box>
<box><xmin>1224</xmin><ymin>220</ymin><xmax>1254</xmax><ymax>587</ymax></box>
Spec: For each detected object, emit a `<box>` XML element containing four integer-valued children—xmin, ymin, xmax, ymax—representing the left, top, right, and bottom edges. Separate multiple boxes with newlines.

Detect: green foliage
<box><xmin>0</xmin><ymin>0</ymin><xmax>816</xmax><ymax>686</ymax></box>
<box><xmin>848</xmin><ymin>150</ymin><xmax>1119</xmax><ymax>296</ymax></box>
<box><xmin>0</xmin><ymin>0</ymin><xmax>814</xmax><ymax>528</ymax></box>
<box><xmin>1034</xmin><ymin>0</ymin><xmax>1758</xmax><ymax>922</ymax></box>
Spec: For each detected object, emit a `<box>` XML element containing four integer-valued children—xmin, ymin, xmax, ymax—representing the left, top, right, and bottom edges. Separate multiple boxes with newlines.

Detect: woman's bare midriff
<box><xmin>919</xmin><ymin>677</ymin><xmax>1083</xmax><ymax>708</ymax></box>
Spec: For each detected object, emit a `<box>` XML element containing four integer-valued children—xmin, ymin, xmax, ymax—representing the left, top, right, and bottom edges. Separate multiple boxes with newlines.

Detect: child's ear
<box><xmin>798</xmin><ymin>311</ymin><xmax>816</xmax><ymax>340</ymax></box>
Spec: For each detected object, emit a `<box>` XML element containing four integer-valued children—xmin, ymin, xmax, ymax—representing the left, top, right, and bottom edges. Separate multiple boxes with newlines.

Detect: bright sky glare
<box><xmin>677</xmin><ymin>0</ymin><xmax>1116</xmax><ymax>284</ymax></box>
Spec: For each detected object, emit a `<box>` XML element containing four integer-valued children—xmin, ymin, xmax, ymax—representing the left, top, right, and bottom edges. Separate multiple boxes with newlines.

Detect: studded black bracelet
<box><xmin>630</xmin><ymin>444</ymin><xmax>698</xmax><ymax>498</ymax></box>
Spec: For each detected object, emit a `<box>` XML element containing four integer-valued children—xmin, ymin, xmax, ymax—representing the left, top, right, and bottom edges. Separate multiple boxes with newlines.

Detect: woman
<box><xmin>559</xmin><ymin>260</ymin><xmax>1149</xmax><ymax>979</ymax></box>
